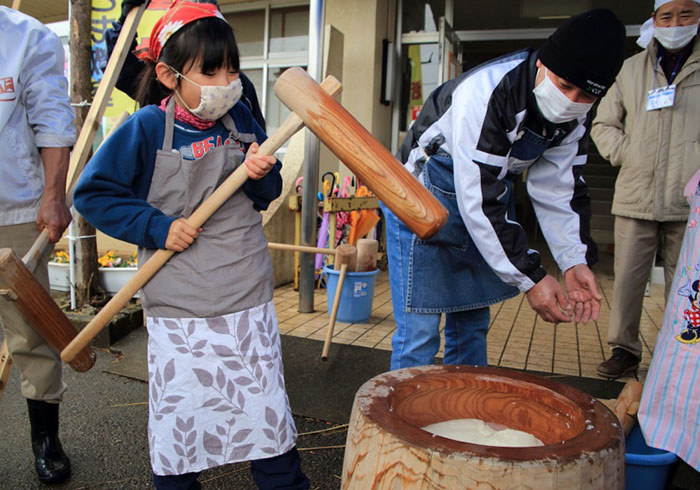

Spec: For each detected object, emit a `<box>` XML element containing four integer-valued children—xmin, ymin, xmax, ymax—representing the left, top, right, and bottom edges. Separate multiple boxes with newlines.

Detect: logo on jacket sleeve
<box><xmin>0</xmin><ymin>77</ymin><xmax>16</xmax><ymax>102</ymax></box>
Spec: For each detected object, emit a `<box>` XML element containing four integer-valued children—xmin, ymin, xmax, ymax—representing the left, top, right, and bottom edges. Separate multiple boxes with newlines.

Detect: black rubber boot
<box><xmin>26</xmin><ymin>399</ymin><xmax>71</xmax><ymax>484</ymax></box>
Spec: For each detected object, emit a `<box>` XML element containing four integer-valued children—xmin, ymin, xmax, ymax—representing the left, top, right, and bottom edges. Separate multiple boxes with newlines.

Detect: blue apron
<box><xmin>388</xmin><ymin>125</ymin><xmax>562</xmax><ymax>313</ymax></box>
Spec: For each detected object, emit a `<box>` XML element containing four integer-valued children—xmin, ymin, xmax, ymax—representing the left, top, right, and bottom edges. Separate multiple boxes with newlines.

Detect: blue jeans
<box><xmin>382</xmin><ymin>198</ymin><xmax>494</xmax><ymax>370</ymax></box>
<box><xmin>389</xmin><ymin>270</ymin><xmax>490</xmax><ymax>370</ymax></box>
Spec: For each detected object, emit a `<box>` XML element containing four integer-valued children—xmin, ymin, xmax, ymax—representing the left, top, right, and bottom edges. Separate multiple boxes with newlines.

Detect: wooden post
<box><xmin>70</xmin><ymin>0</ymin><xmax>98</xmax><ymax>308</ymax></box>
<box><xmin>328</xmin><ymin>211</ymin><xmax>337</xmax><ymax>267</ymax></box>
<box><xmin>288</xmin><ymin>195</ymin><xmax>303</xmax><ymax>290</ymax></box>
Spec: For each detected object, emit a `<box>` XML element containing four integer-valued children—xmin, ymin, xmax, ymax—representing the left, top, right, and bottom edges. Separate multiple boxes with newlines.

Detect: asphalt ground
<box><xmin>0</xmin><ymin>343</ymin><xmax>348</xmax><ymax>489</ymax></box>
<box><xmin>1</xmin><ymin>329</ymin><xmax>698</xmax><ymax>489</ymax></box>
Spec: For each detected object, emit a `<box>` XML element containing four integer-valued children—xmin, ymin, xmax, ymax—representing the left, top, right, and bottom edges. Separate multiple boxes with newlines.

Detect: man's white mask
<box><xmin>533</xmin><ymin>68</ymin><xmax>594</xmax><ymax>124</ymax></box>
<box><xmin>654</xmin><ymin>23</ymin><xmax>699</xmax><ymax>50</ymax></box>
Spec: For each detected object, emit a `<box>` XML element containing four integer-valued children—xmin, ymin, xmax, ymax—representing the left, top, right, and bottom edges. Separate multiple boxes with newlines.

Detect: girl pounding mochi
<box><xmin>74</xmin><ymin>2</ymin><xmax>309</xmax><ymax>489</ymax></box>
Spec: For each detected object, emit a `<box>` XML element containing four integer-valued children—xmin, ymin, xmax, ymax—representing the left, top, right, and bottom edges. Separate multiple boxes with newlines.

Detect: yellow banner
<box><xmin>407</xmin><ymin>44</ymin><xmax>423</xmax><ymax>126</ymax></box>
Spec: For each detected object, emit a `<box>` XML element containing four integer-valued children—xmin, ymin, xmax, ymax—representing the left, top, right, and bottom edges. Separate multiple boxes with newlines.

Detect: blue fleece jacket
<box><xmin>73</xmin><ymin>102</ymin><xmax>282</xmax><ymax>250</ymax></box>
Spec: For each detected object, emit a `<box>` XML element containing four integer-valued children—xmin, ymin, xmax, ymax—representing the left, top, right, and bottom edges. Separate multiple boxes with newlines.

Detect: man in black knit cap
<box><xmin>385</xmin><ymin>10</ymin><xmax>628</xmax><ymax>370</ymax></box>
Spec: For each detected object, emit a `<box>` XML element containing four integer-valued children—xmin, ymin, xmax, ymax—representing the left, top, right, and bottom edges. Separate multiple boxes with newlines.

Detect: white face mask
<box><xmin>654</xmin><ymin>23</ymin><xmax>699</xmax><ymax>51</ymax></box>
<box><xmin>171</xmin><ymin>68</ymin><xmax>243</xmax><ymax>120</ymax></box>
<box><xmin>533</xmin><ymin>68</ymin><xmax>594</xmax><ymax>124</ymax></box>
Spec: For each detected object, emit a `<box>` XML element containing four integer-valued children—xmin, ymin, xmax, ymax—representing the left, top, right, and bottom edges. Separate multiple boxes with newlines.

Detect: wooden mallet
<box><xmin>274</xmin><ymin>67</ymin><xmax>448</xmax><ymax>240</ymax></box>
<box><xmin>355</xmin><ymin>238</ymin><xmax>378</xmax><ymax>272</ymax></box>
<box><xmin>267</xmin><ymin>241</ymin><xmax>357</xmax><ymax>361</ymax></box>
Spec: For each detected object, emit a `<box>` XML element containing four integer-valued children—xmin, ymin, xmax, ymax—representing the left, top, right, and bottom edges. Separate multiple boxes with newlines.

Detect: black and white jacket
<box><xmin>398</xmin><ymin>48</ymin><xmax>597</xmax><ymax>292</ymax></box>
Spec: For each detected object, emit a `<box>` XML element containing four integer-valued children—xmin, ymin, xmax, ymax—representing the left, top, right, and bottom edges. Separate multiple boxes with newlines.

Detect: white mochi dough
<box><xmin>422</xmin><ymin>418</ymin><xmax>544</xmax><ymax>447</ymax></box>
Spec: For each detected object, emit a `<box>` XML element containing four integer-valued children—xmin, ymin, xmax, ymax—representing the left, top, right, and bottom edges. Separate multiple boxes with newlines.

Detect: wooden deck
<box><xmin>273</xmin><ymin>248</ymin><xmax>663</xmax><ymax>383</ymax></box>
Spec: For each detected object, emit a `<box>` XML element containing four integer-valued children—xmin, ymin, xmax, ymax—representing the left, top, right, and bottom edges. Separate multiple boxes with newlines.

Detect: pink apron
<box><xmin>638</xmin><ymin>169</ymin><xmax>700</xmax><ymax>471</ymax></box>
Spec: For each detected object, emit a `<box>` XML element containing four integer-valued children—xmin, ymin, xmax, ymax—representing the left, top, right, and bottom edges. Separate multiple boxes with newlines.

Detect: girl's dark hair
<box><xmin>135</xmin><ymin>17</ymin><xmax>240</xmax><ymax>107</ymax></box>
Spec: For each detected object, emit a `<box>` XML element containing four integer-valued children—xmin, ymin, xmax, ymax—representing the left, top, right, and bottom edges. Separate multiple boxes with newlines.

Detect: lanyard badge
<box><xmin>646</xmin><ymin>85</ymin><xmax>676</xmax><ymax>111</ymax></box>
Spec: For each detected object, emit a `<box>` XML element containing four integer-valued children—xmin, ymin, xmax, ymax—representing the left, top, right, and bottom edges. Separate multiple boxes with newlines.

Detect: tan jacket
<box><xmin>592</xmin><ymin>37</ymin><xmax>700</xmax><ymax>221</ymax></box>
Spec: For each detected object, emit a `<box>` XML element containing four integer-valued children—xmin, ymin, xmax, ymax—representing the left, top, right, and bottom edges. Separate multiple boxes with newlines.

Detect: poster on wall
<box><xmin>407</xmin><ymin>44</ymin><xmax>423</xmax><ymax>127</ymax></box>
<box><xmin>91</xmin><ymin>0</ymin><xmax>173</xmax><ymax>139</ymax></box>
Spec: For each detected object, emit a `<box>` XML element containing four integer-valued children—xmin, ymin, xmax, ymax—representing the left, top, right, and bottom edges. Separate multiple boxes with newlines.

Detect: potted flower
<box><xmin>48</xmin><ymin>250</ymin><xmax>139</xmax><ymax>298</ymax></box>
<box><xmin>47</xmin><ymin>251</ymin><xmax>71</xmax><ymax>291</ymax></box>
<box><xmin>98</xmin><ymin>251</ymin><xmax>139</xmax><ymax>298</ymax></box>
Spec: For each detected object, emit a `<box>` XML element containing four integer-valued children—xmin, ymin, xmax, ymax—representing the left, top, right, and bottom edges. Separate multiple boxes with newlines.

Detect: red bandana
<box><xmin>159</xmin><ymin>96</ymin><xmax>217</xmax><ymax>130</ymax></box>
<box><xmin>135</xmin><ymin>0</ymin><xmax>225</xmax><ymax>62</ymax></box>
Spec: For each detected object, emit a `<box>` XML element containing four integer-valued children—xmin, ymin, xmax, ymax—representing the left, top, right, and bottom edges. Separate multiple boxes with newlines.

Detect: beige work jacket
<box><xmin>592</xmin><ymin>37</ymin><xmax>700</xmax><ymax>221</ymax></box>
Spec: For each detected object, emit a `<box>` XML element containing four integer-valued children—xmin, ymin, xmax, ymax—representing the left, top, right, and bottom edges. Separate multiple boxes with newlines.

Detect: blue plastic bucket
<box><xmin>323</xmin><ymin>266</ymin><xmax>379</xmax><ymax>323</ymax></box>
<box><xmin>625</xmin><ymin>424</ymin><xmax>678</xmax><ymax>490</ymax></box>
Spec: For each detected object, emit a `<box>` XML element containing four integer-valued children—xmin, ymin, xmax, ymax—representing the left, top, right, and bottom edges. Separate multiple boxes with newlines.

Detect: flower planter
<box><xmin>99</xmin><ymin>266</ymin><xmax>139</xmax><ymax>298</ymax></box>
<box><xmin>48</xmin><ymin>262</ymin><xmax>139</xmax><ymax>298</ymax></box>
<box><xmin>48</xmin><ymin>262</ymin><xmax>71</xmax><ymax>292</ymax></box>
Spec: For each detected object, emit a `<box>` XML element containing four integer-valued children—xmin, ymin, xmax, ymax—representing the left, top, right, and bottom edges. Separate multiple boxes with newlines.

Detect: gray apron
<box><xmin>143</xmin><ymin>100</ymin><xmax>296</xmax><ymax>476</ymax></box>
<box><xmin>139</xmin><ymin>98</ymin><xmax>273</xmax><ymax>318</ymax></box>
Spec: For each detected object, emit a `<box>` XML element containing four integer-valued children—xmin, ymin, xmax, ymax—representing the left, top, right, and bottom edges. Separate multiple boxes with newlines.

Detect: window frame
<box><xmin>221</xmin><ymin>0</ymin><xmax>310</xmax><ymax>121</ymax></box>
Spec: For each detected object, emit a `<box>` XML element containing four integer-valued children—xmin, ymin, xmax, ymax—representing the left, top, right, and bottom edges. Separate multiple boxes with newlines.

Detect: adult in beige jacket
<box><xmin>591</xmin><ymin>0</ymin><xmax>700</xmax><ymax>379</ymax></box>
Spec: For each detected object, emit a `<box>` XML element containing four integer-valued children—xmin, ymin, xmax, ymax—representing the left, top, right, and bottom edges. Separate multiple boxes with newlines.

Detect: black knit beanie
<box><xmin>538</xmin><ymin>9</ymin><xmax>626</xmax><ymax>97</ymax></box>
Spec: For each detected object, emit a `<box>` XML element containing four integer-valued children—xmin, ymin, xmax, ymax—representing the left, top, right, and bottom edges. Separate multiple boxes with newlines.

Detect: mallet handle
<box><xmin>267</xmin><ymin>242</ymin><xmax>338</xmax><ymax>255</ymax></box>
<box><xmin>61</xmin><ymin>76</ymin><xmax>342</xmax><ymax>363</ymax></box>
<box><xmin>274</xmin><ymin>67</ymin><xmax>448</xmax><ymax>240</ymax></box>
<box><xmin>321</xmin><ymin>263</ymin><xmax>347</xmax><ymax>361</ymax></box>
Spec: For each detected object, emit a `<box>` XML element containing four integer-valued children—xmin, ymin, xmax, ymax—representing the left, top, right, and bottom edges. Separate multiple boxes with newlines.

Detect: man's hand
<box><xmin>244</xmin><ymin>142</ymin><xmax>277</xmax><ymax>180</ymax></box>
<box><xmin>165</xmin><ymin>218</ymin><xmax>201</xmax><ymax>252</ymax></box>
<box><xmin>119</xmin><ymin>0</ymin><xmax>147</xmax><ymax>24</ymax></box>
<box><xmin>37</xmin><ymin>196</ymin><xmax>72</xmax><ymax>243</ymax></box>
<box><xmin>525</xmin><ymin>274</ymin><xmax>573</xmax><ymax>323</ymax></box>
<box><xmin>564</xmin><ymin>264</ymin><xmax>602</xmax><ymax>324</ymax></box>
<box><xmin>38</xmin><ymin>147</ymin><xmax>71</xmax><ymax>243</ymax></box>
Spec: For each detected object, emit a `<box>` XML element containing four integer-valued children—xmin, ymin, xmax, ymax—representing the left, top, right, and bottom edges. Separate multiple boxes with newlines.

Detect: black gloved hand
<box><xmin>118</xmin><ymin>0</ymin><xmax>147</xmax><ymax>24</ymax></box>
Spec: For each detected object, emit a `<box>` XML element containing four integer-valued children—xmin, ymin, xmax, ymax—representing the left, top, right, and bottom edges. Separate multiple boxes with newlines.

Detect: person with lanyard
<box><xmin>592</xmin><ymin>0</ymin><xmax>700</xmax><ymax>379</ymax></box>
<box><xmin>384</xmin><ymin>9</ymin><xmax>627</xmax><ymax>370</ymax></box>
<box><xmin>104</xmin><ymin>0</ymin><xmax>266</xmax><ymax>131</ymax></box>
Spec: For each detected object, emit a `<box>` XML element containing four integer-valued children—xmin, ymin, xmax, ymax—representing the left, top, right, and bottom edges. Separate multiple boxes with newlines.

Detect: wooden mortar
<box><xmin>342</xmin><ymin>365</ymin><xmax>624</xmax><ymax>489</ymax></box>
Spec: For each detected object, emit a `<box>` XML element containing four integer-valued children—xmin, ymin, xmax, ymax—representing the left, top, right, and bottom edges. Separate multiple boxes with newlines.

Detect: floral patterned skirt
<box><xmin>146</xmin><ymin>300</ymin><xmax>296</xmax><ymax>476</ymax></box>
